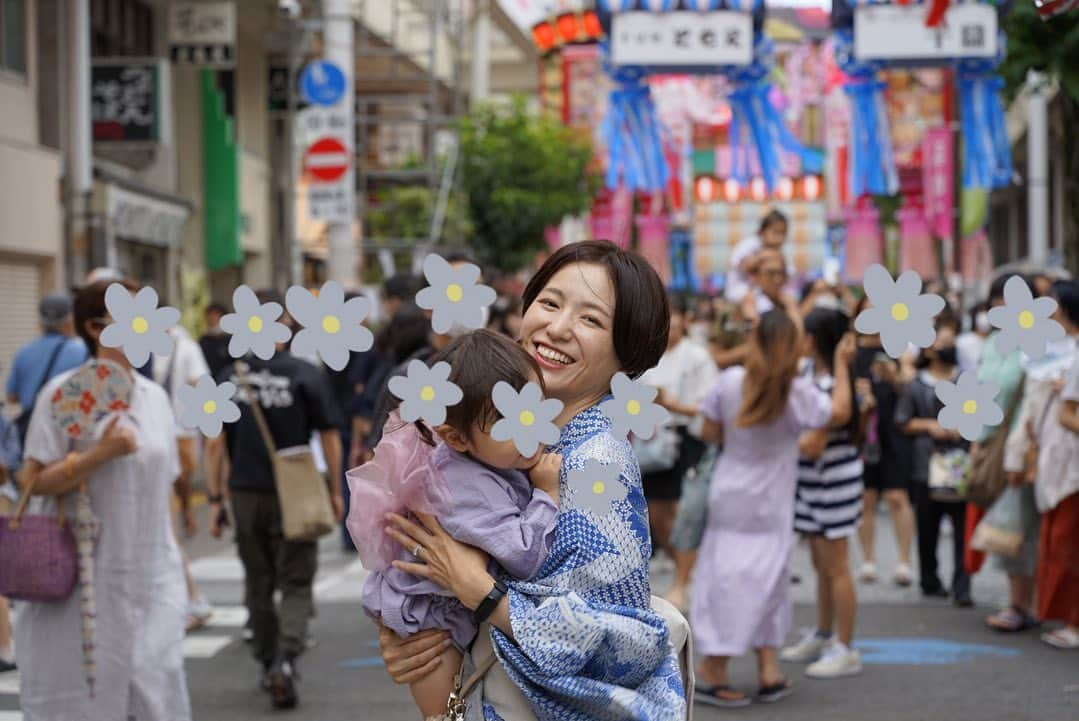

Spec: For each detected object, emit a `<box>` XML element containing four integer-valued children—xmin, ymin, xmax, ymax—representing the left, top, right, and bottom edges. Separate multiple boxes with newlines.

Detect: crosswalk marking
<box><xmin>202</xmin><ymin>604</ymin><xmax>248</xmax><ymax>629</ymax></box>
<box><xmin>182</xmin><ymin>635</ymin><xmax>235</xmax><ymax>659</ymax></box>
<box><xmin>0</xmin><ymin>673</ymin><xmax>19</xmax><ymax>695</ymax></box>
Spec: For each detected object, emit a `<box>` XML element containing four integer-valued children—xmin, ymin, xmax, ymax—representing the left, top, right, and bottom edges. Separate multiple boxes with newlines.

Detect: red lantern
<box><xmin>556</xmin><ymin>13</ymin><xmax>580</xmax><ymax>42</ymax></box>
<box><xmin>582</xmin><ymin>10</ymin><xmax>603</xmax><ymax>39</ymax></box>
<box><xmin>533</xmin><ymin>21</ymin><xmax>556</xmax><ymax>52</ymax></box>
<box><xmin>803</xmin><ymin>175</ymin><xmax>822</xmax><ymax>201</ymax></box>
<box><xmin>723</xmin><ymin>178</ymin><xmax>741</xmax><ymax>203</ymax></box>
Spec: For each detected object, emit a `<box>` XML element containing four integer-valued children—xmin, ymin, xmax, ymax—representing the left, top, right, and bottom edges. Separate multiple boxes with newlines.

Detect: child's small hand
<box><xmin>529</xmin><ymin>453</ymin><xmax>562</xmax><ymax>502</ymax></box>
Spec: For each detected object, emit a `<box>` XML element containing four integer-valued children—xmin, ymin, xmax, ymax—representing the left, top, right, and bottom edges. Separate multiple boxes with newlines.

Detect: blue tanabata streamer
<box><xmin>958</xmin><ymin>58</ymin><xmax>1012</xmax><ymax>190</ymax></box>
<box><xmin>602</xmin><ymin>62</ymin><xmax>670</xmax><ymax>193</ymax></box>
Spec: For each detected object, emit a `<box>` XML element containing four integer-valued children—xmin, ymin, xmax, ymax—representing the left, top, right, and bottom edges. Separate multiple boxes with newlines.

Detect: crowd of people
<box><xmin>0</xmin><ymin>217</ymin><xmax>1076</xmax><ymax>718</ymax></box>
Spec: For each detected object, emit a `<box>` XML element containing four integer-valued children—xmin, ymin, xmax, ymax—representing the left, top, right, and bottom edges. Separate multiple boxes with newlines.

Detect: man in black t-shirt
<box><xmin>206</xmin><ymin>291</ymin><xmax>343</xmax><ymax>710</ymax></box>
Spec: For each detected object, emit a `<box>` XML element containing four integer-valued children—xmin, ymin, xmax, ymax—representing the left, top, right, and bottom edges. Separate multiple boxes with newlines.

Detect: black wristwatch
<box><xmin>473</xmin><ymin>579</ymin><xmax>508</xmax><ymax>625</ymax></box>
<box><xmin>208</xmin><ymin>494</ymin><xmax>224</xmax><ymax>504</ymax></box>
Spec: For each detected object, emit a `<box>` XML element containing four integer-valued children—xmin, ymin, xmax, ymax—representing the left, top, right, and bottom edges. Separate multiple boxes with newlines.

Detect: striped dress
<box><xmin>794</xmin><ymin>373</ymin><xmax>865</xmax><ymax>539</ymax></box>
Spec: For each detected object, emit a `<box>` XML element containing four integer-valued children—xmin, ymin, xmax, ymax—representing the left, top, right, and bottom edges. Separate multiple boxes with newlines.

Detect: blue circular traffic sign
<box><xmin>300</xmin><ymin>60</ymin><xmax>346</xmax><ymax>107</ymax></box>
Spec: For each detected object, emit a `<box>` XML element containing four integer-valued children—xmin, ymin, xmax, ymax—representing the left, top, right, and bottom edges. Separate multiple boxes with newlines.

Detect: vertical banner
<box><xmin>923</xmin><ymin>127</ymin><xmax>954</xmax><ymax>244</ymax></box>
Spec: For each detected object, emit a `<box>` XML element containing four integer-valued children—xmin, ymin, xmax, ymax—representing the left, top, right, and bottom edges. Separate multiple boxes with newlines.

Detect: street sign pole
<box><xmin>322</xmin><ymin>0</ymin><xmax>355</xmax><ymax>288</ymax></box>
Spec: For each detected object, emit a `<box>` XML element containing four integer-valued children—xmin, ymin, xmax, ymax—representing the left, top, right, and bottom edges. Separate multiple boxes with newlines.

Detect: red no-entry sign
<box><xmin>304</xmin><ymin>136</ymin><xmax>349</xmax><ymax>183</ymax></box>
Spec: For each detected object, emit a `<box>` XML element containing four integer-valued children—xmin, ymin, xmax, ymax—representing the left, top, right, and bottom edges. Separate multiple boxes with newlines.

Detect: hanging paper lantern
<box><xmin>695</xmin><ymin>176</ymin><xmax>720</xmax><ymax>203</ymax></box>
<box><xmin>750</xmin><ymin>177</ymin><xmax>768</xmax><ymax>202</ymax></box>
<box><xmin>723</xmin><ymin>178</ymin><xmax>742</xmax><ymax>203</ymax></box>
<box><xmin>803</xmin><ymin>175</ymin><xmax>822</xmax><ymax>201</ymax></box>
<box><xmin>556</xmin><ymin>13</ymin><xmax>581</xmax><ymax>42</ymax></box>
<box><xmin>776</xmin><ymin>177</ymin><xmax>794</xmax><ymax>201</ymax></box>
<box><xmin>532</xmin><ymin>22</ymin><xmax>556</xmax><ymax>52</ymax></box>
<box><xmin>582</xmin><ymin>10</ymin><xmax>603</xmax><ymax>39</ymax></box>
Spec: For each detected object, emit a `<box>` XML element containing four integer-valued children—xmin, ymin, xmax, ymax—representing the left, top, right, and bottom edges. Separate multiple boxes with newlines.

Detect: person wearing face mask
<box><xmin>895</xmin><ymin>315</ymin><xmax>972</xmax><ymax>606</ymax></box>
<box><xmin>957</xmin><ymin>302</ymin><xmax>992</xmax><ymax>373</ymax></box>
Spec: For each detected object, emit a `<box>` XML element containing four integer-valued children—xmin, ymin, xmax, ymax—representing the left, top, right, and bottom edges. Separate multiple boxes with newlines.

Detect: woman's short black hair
<box><xmin>522</xmin><ymin>240</ymin><xmax>669</xmax><ymax>378</ymax></box>
<box><xmin>74</xmin><ymin>278</ymin><xmax>139</xmax><ymax>357</ymax></box>
<box><xmin>1051</xmin><ymin>279</ymin><xmax>1079</xmax><ymax>328</ymax></box>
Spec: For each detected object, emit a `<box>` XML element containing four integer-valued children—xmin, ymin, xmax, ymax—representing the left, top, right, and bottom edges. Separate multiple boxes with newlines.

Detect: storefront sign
<box><xmin>92</xmin><ymin>61</ymin><xmax>162</xmax><ymax>142</ymax></box>
<box><xmin>610</xmin><ymin>11</ymin><xmax>752</xmax><ymax>67</ymax></box>
<box><xmin>168</xmin><ymin>2</ymin><xmax>236</xmax><ymax>65</ymax></box>
<box><xmin>854</xmin><ymin>4</ymin><xmax>998</xmax><ymax>62</ymax></box>
<box><xmin>106</xmin><ymin>184</ymin><xmax>190</xmax><ymax>249</ymax></box>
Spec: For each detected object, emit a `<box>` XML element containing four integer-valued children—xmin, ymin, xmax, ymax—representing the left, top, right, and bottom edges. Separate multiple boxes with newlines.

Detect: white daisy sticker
<box><xmin>286</xmin><ymin>281</ymin><xmax>374</xmax><ymax>371</ymax></box>
<box><xmin>490</xmin><ymin>381</ymin><xmax>563</xmax><ymax>456</ymax></box>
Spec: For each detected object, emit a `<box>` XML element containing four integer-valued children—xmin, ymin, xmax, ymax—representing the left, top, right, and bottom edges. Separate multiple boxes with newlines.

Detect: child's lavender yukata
<box><xmin>361</xmin><ymin>438</ymin><xmax>559</xmax><ymax>652</ymax></box>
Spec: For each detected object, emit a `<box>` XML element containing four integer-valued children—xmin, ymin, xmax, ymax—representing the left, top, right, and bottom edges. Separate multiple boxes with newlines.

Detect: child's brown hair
<box><xmin>414</xmin><ymin>329</ymin><xmax>544</xmax><ymax>445</ymax></box>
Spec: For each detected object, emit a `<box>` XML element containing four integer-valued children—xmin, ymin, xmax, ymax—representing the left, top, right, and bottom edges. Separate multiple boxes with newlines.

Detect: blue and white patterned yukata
<box><xmin>482</xmin><ymin>403</ymin><xmax>686</xmax><ymax>721</ymax></box>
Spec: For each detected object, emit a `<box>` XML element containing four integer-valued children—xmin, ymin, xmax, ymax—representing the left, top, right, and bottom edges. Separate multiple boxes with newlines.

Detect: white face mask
<box><xmin>975</xmin><ymin>311</ymin><xmax>991</xmax><ymax>333</ymax></box>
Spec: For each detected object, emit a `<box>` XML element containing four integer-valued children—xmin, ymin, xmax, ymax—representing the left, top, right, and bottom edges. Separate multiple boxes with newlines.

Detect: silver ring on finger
<box><xmin>412</xmin><ymin>544</ymin><xmax>424</xmax><ymax>560</ymax></box>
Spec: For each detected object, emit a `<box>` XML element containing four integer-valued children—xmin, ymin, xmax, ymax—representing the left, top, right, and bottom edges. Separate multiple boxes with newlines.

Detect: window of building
<box><xmin>0</xmin><ymin>0</ymin><xmax>27</xmax><ymax>75</ymax></box>
<box><xmin>91</xmin><ymin>0</ymin><xmax>154</xmax><ymax>58</ymax></box>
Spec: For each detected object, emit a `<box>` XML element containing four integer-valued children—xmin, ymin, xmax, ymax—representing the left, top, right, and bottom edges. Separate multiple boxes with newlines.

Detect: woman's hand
<box><xmin>834</xmin><ymin>332</ymin><xmax>857</xmax><ymax>368</ymax></box>
<box><xmin>96</xmin><ymin>416</ymin><xmax>137</xmax><ymax>460</ymax></box>
<box><xmin>386</xmin><ymin>512</ymin><xmax>494</xmax><ymax>611</ymax></box>
<box><xmin>379</xmin><ymin>625</ymin><xmax>453</xmax><ymax>684</ymax></box>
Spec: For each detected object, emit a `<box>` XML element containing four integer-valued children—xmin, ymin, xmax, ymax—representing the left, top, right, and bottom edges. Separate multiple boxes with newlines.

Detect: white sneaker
<box><xmin>894</xmin><ymin>562</ymin><xmax>913</xmax><ymax>587</ymax></box>
<box><xmin>858</xmin><ymin>561</ymin><xmax>878</xmax><ymax>583</ymax></box>
<box><xmin>806</xmin><ymin>642</ymin><xmax>863</xmax><ymax>679</ymax></box>
<box><xmin>780</xmin><ymin>629</ymin><xmax>830</xmax><ymax>663</ymax></box>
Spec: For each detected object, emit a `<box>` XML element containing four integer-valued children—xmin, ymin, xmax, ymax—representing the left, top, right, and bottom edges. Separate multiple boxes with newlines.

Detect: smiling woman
<box><xmin>379</xmin><ymin>241</ymin><xmax>685</xmax><ymax>721</ymax></box>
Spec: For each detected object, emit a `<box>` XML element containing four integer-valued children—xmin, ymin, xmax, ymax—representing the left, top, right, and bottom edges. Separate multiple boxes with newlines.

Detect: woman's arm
<box><xmin>1060</xmin><ymin>399</ymin><xmax>1079</xmax><ymax>435</ymax></box>
<box><xmin>18</xmin><ymin>416</ymin><xmax>135</xmax><ymax>496</ymax></box>
<box><xmin>825</xmin><ymin>335</ymin><xmax>856</xmax><ymax>427</ymax></box>
<box><xmin>699</xmin><ymin>417</ymin><xmax>724</xmax><ymax>445</ymax></box>
<box><xmin>386</xmin><ymin>512</ymin><xmax>515</xmax><ymax>641</ymax></box>
<box><xmin>799</xmin><ymin>428</ymin><xmax>828</xmax><ymax>459</ymax></box>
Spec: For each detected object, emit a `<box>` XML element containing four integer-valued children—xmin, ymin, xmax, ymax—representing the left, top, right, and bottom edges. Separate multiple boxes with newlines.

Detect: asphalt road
<box><xmin>1</xmin><ymin>507</ymin><xmax>1075</xmax><ymax>721</ymax></box>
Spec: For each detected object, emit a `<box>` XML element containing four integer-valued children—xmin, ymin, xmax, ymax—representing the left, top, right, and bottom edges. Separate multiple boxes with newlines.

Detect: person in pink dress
<box><xmin>691</xmin><ymin>310</ymin><xmax>854</xmax><ymax>707</ymax></box>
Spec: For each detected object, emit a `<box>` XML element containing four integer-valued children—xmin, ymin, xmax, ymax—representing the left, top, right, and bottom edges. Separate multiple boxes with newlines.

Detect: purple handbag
<box><xmin>0</xmin><ymin>474</ymin><xmax>78</xmax><ymax>602</ymax></box>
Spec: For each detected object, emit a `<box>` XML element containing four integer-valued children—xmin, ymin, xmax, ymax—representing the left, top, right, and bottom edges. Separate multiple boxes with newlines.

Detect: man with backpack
<box><xmin>5</xmin><ymin>292</ymin><xmax>88</xmax><ymax>466</ymax></box>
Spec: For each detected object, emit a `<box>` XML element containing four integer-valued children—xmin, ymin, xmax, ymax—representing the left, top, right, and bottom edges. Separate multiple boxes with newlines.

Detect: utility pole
<box><xmin>322</xmin><ymin>0</ymin><xmax>355</xmax><ymax>287</ymax></box>
<box><xmin>70</xmin><ymin>0</ymin><xmax>94</xmax><ymax>281</ymax></box>
<box><xmin>471</xmin><ymin>0</ymin><xmax>491</xmax><ymax>107</ymax></box>
<box><xmin>1027</xmin><ymin>69</ymin><xmax>1049</xmax><ymax>266</ymax></box>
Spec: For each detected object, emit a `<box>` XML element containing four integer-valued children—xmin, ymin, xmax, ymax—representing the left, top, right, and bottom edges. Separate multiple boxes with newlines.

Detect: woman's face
<box><xmin>520</xmin><ymin>262</ymin><xmax>622</xmax><ymax>407</ymax></box>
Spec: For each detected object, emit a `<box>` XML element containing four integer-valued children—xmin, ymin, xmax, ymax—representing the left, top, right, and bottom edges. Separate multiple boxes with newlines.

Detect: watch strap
<box><xmin>472</xmin><ymin>579</ymin><xmax>508</xmax><ymax>625</ymax></box>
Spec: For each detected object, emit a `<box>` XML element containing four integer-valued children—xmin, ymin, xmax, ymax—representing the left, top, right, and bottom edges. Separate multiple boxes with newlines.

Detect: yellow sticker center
<box><xmin>446</xmin><ymin>284</ymin><xmax>464</xmax><ymax>302</ymax></box>
<box><xmin>247</xmin><ymin>316</ymin><xmax>263</xmax><ymax>333</ymax></box>
<box><xmin>963</xmin><ymin>400</ymin><xmax>978</xmax><ymax>415</ymax></box>
<box><xmin>1018</xmin><ymin>310</ymin><xmax>1035</xmax><ymax>330</ymax></box>
<box><xmin>131</xmin><ymin>316</ymin><xmax>149</xmax><ymax>334</ymax></box>
<box><xmin>626</xmin><ymin>400</ymin><xmax>641</xmax><ymax>416</ymax></box>
<box><xmin>420</xmin><ymin>385</ymin><xmax>436</xmax><ymax>402</ymax></box>
<box><xmin>592</xmin><ymin>481</ymin><xmax>605</xmax><ymax>495</ymax></box>
<box><xmin>202</xmin><ymin>400</ymin><xmax>217</xmax><ymax>415</ymax></box>
<box><xmin>890</xmin><ymin>303</ymin><xmax>909</xmax><ymax>322</ymax></box>
<box><xmin>322</xmin><ymin>315</ymin><xmax>341</xmax><ymax>334</ymax></box>
<box><xmin>519</xmin><ymin>410</ymin><xmax>535</xmax><ymax>427</ymax></box>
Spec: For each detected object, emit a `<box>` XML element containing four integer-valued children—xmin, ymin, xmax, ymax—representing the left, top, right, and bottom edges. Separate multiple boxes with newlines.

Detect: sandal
<box><xmin>695</xmin><ymin>684</ymin><xmax>752</xmax><ymax>708</ymax></box>
<box><xmin>757</xmin><ymin>677</ymin><xmax>794</xmax><ymax>703</ymax></box>
<box><xmin>1041</xmin><ymin>628</ymin><xmax>1079</xmax><ymax>650</ymax></box>
<box><xmin>985</xmin><ymin>606</ymin><xmax>1039</xmax><ymax>633</ymax></box>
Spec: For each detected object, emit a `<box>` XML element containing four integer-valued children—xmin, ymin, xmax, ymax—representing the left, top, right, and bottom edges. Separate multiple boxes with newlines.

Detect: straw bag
<box><xmin>0</xmin><ymin>470</ymin><xmax>77</xmax><ymax>602</ymax></box>
<box><xmin>235</xmin><ymin>363</ymin><xmax>334</xmax><ymax>542</ymax></box>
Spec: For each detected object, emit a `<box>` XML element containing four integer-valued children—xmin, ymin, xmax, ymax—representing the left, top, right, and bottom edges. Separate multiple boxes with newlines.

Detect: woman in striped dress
<box><xmin>783</xmin><ymin>308</ymin><xmax>865</xmax><ymax>679</ymax></box>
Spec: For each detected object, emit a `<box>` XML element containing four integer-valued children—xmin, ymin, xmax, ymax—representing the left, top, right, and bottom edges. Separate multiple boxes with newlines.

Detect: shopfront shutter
<box><xmin>0</xmin><ymin>260</ymin><xmax>42</xmax><ymax>384</ymax></box>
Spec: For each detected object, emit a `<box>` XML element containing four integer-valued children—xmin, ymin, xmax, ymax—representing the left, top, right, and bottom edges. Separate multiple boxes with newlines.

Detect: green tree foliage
<box><xmin>999</xmin><ymin>4</ymin><xmax>1079</xmax><ymax>272</ymax></box>
<box><xmin>460</xmin><ymin>97</ymin><xmax>599</xmax><ymax>272</ymax></box>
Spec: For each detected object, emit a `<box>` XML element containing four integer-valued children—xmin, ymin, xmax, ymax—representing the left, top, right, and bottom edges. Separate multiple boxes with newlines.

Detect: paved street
<box><xmin>0</xmin><ymin>506</ymin><xmax>1075</xmax><ymax>720</ymax></box>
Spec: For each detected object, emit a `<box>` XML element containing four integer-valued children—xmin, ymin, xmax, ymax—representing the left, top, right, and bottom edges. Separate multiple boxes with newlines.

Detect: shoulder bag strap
<box><xmin>1000</xmin><ymin>376</ymin><xmax>1025</xmax><ymax>431</ymax></box>
<box><xmin>8</xmin><ymin>452</ymin><xmax>67</xmax><ymax>530</ymax></box>
<box><xmin>446</xmin><ymin>652</ymin><xmax>498</xmax><ymax>719</ymax></box>
<box><xmin>232</xmin><ymin>361</ymin><xmax>278</xmax><ymax>456</ymax></box>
